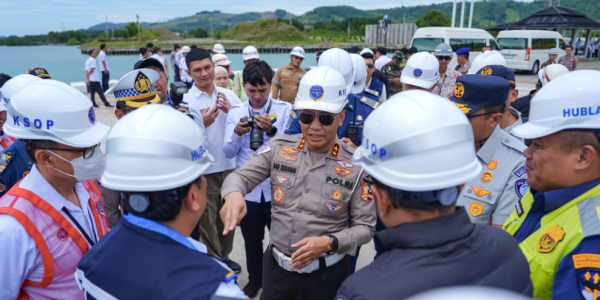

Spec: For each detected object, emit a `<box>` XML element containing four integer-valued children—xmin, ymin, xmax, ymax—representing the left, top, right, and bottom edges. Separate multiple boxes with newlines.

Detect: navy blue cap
<box><xmin>477</xmin><ymin>65</ymin><xmax>516</xmax><ymax>88</ymax></box>
<box><xmin>28</xmin><ymin>68</ymin><xmax>50</xmax><ymax>79</ymax></box>
<box><xmin>448</xmin><ymin>74</ymin><xmax>509</xmax><ymax>115</ymax></box>
<box><xmin>456</xmin><ymin>48</ymin><xmax>470</xmax><ymax>55</ymax></box>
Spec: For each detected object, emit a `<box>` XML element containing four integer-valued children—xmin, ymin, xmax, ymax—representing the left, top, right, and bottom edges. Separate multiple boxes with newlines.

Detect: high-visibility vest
<box><xmin>0</xmin><ymin>180</ymin><xmax>109</xmax><ymax>300</ymax></box>
<box><xmin>503</xmin><ymin>184</ymin><xmax>600</xmax><ymax>300</ymax></box>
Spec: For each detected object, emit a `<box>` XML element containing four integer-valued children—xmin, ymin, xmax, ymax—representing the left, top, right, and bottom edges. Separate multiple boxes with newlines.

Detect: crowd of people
<box><xmin>0</xmin><ymin>38</ymin><xmax>597</xmax><ymax>300</ymax></box>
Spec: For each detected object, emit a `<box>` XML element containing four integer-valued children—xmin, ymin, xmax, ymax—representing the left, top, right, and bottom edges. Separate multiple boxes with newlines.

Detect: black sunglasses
<box><xmin>34</xmin><ymin>144</ymin><xmax>100</xmax><ymax>159</ymax></box>
<box><xmin>437</xmin><ymin>56</ymin><xmax>452</xmax><ymax>61</ymax></box>
<box><xmin>366</xmin><ymin>63</ymin><xmax>375</xmax><ymax>69</ymax></box>
<box><xmin>293</xmin><ymin>56</ymin><xmax>304</xmax><ymax>61</ymax></box>
<box><xmin>468</xmin><ymin>111</ymin><xmax>497</xmax><ymax>119</ymax></box>
<box><xmin>299</xmin><ymin>112</ymin><xmax>338</xmax><ymax>126</ymax></box>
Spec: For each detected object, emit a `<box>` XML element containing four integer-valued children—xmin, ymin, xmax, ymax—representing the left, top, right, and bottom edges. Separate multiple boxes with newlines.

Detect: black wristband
<box><xmin>267</xmin><ymin>127</ymin><xmax>278</xmax><ymax>137</ymax></box>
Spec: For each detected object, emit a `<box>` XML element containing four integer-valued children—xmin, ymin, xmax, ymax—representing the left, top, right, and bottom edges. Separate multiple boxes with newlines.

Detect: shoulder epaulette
<box><xmin>364</xmin><ymin>88</ymin><xmax>379</xmax><ymax>97</ymax></box>
<box><xmin>223</xmin><ymin>271</ymin><xmax>237</xmax><ymax>283</ymax></box>
<box><xmin>359</xmin><ymin>97</ymin><xmax>380</xmax><ymax>109</ymax></box>
<box><xmin>0</xmin><ymin>152</ymin><xmax>14</xmax><ymax>174</ymax></box>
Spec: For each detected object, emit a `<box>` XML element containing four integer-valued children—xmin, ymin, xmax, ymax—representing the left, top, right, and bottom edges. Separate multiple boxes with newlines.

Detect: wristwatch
<box><xmin>267</xmin><ymin>127</ymin><xmax>278</xmax><ymax>137</ymax></box>
<box><xmin>326</xmin><ymin>235</ymin><xmax>338</xmax><ymax>254</ymax></box>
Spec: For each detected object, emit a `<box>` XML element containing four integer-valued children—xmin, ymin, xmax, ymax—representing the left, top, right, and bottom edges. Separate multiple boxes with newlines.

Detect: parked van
<box><xmin>497</xmin><ymin>30</ymin><xmax>567</xmax><ymax>74</ymax></box>
<box><xmin>410</xmin><ymin>27</ymin><xmax>499</xmax><ymax>70</ymax></box>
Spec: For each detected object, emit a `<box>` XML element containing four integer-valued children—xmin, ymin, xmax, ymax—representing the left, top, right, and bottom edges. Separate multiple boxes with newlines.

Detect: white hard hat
<box><xmin>352</xmin><ymin>90</ymin><xmax>480</xmax><ymax>192</ymax></box>
<box><xmin>102</xmin><ymin>104</ymin><xmax>215</xmax><ymax>192</ymax></box>
<box><xmin>468</xmin><ymin>51</ymin><xmax>507</xmax><ymax>74</ymax></box>
<box><xmin>212</xmin><ymin>43</ymin><xmax>225</xmax><ymax>54</ymax></box>
<box><xmin>294</xmin><ymin>66</ymin><xmax>348</xmax><ymax>114</ymax></box>
<box><xmin>350</xmin><ymin>54</ymin><xmax>367</xmax><ymax>94</ymax></box>
<box><xmin>0</xmin><ymin>74</ymin><xmax>42</xmax><ymax>111</ymax></box>
<box><xmin>538</xmin><ymin>64</ymin><xmax>569</xmax><ymax>86</ymax></box>
<box><xmin>290</xmin><ymin>46</ymin><xmax>305</xmax><ymax>58</ymax></box>
<box><xmin>212</xmin><ymin>53</ymin><xmax>232</xmax><ymax>66</ymax></box>
<box><xmin>5</xmin><ymin>80</ymin><xmax>110</xmax><ymax>147</ymax></box>
<box><xmin>512</xmin><ymin>70</ymin><xmax>600</xmax><ymax>139</ymax></box>
<box><xmin>181</xmin><ymin>46</ymin><xmax>191</xmax><ymax>53</ymax></box>
<box><xmin>243</xmin><ymin>46</ymin><xmax>260</xmax><ymax>61</ymax></box>
<box><xmin>318</xmin><ymin>48</ymin><xmax>355</xmax><ymax>95</ymax></box>
<box><xmin>360</xmin><ymin>48</ymin><xmax>374</xmax><ymax>55</ymax></box>
<box><xmin>406</xmin><ymin>286</ymin><xmax>531</xmax><ymax>300</ymax></box>
<box><xmin>434</xmin><ymin>43</ymin><xmax>453</xmax><ymax>56</ymax></box>
<box><xmin>401</xmin><ymin>52</ymin><xmax>440</xmax><ymax>89</ymax></box>
<box><xmin>548</xmin><ymin>48</ymin><xmax>559</xmax><ymax>55</ymax></box>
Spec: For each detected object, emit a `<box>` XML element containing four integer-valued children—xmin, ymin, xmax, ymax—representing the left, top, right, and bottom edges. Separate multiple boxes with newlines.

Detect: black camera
<box><xmin>240</xmin><ymin>112</ymin><xmax>264</xmax><ymax>150</ymax></box>
<box><xmin>169</xmin><ymin>81</ymin><xmax>189</xmax><ymax>109</ymax></box>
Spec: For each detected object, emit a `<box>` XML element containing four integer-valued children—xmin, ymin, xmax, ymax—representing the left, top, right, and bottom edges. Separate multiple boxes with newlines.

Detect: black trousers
<box><xmin>240</xmin><ymin>194</ymin><xmax>271</xmax><ymax>284</ymax></box>
<box><xmin>101</xmin><ymin>71</ymin><xmax>110</xmax><ymax>92</ymax></box>
<box><xmin>261</xmin><ymin>245</ymin><xmax>350</xmax><ymax>300</ymax></box>
<box><xmin>89</xmin><ymin>82</ymin><xmax>109</xmax><ymax>106</ymax></box>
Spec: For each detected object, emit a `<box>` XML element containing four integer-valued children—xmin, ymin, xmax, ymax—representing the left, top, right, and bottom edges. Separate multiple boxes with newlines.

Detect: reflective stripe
<box><xmin>577</xmin><ymin>195</ymin><xmax>600</xmax><ymax>237</ymax></box>
<box><xmin>76</xmin><ymin>269</ymin><xmax>119</xmax><ymax>300</ymax></box>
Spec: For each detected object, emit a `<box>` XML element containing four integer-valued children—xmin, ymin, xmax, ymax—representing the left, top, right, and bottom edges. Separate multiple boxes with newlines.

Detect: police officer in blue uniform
<box><xmin>76</xmin><ymin>105</ymin><xmax>246</xmax><ymax>300</ymax></box>
<box><xmin>0</xmin><ymin>140</ymin><xmax>32</xmax><ymax>197</ymax></box>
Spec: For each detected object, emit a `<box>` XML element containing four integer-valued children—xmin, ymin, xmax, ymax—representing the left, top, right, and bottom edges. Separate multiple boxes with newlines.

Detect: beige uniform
<box><xmin>272</xmin><ymin>64</ymin><xmax>306</xmax><ymax>105</ymax></box>
<box><xmin>221</xmin><ymin>134</ymin><xmax>376</xmax><ymax>256</ymax></box>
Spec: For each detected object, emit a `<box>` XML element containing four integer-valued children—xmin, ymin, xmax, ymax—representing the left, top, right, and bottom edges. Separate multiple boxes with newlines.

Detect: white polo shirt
<box><xmin>85</xmin><ymin>57</ymin><xmax>100</xmax><ymax>82</ymax></box>
<box><xmin>0</xmin><ymin>165</ymin><xmax>100</xmax><ymax>299</ymax></box>
<box><xmin>179</xmin><ymin>57</ymin><xmax>193</xmax><ymax>83</ymax></box>
<box><xmin>184</xmin><ymin>83</ymin><xmax>242</xmax><ymax>174</ymax></box>
<box><xmin>98</xmin><ymin>50</ymin><xmax>110</xmax><ymax>72</ymax></box>
<box><xmin>223</xmin><ymin>97</ymin><xmax>292</xmax><ymax>203</ymax></box>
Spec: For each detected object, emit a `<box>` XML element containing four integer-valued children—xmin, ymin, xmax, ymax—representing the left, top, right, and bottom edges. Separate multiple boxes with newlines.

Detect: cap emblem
<box><xmin>134</xmin><ymin>72</ymin><xmax>152</xmax><ymax>94</ymax></box>
<box><xmin>481</xmin><ymin>67</ymin><xmax>493</xmax><ymax>75</ymax></box>
<box><xmin>413</xmin><ymin>68</ymin><xmax>423</xmax><ymax>78</ymax></box>
<box><xmin>309</xmin><ymin>85</ymin><xmax>324</xmax><ymax>101</ymax></box>
<box><xmin>454</xmin><ymin>82</ymin><xmax>465</xmax><ymax>98</ymax></box>
<box><xmin>88</xmin><ymin>107</ymin><xmax>96</xmax><ymax>124</ymax></box>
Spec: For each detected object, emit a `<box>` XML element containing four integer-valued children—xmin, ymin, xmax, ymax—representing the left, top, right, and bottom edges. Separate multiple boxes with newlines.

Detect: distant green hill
<box><xmin>222</xmin><ymin>19</ymin><xmax>305</xmax><ymax>42</ymax></box>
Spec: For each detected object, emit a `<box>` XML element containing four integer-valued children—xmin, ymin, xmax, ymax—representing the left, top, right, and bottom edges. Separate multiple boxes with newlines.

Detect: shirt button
<box><xmin>505</xmin><ymin>139</ymin><xmax>510</xmax><ymax>143</ymax></box>
<box><xmin>292</xmin><ymin>230</ymin><xmax>296</xmax><ymax>234</ymax></box>
<box><xmin>297</xmin><ymin>209</ymin><xmax>302</xmax><ymax>213</ymax></box>
<box><xmin>487</xmin><ymin>195</ymin><xmax>492</xmax><ymax>200</ymax></box>
<box><xmin>305</xmin><ymin>189</ymin><xmax>310</xmax><ymax>193</ymax></box>
<box><xmin>310</xmin><ymin>169</ymin><xmax>315</xmax><ymax>173</ymax></box>
<box><xmin>468</xmin><ymin>189</ymin><xmax>472</xmax><ymax>194</ymax></box>
<box><xmin>531</xmin><ymin>213</ymin><xmax>537</xmax><ymax>219</ymax></box>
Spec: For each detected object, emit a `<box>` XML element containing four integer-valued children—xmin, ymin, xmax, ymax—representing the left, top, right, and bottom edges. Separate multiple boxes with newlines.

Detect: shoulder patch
<box><xmin>0</xmin><ymin>152</ymin><xmax>14</xmax><ymax>174</ymax></box>
<box><xmin>514</xmin><ymin>166</ymin><xmax>527</xmax><ymax>177</ymax></box>
<box><xmin>223</xmin><ymin>271</ymin><xmax>237</xmax><ymax>283</ymax></box>
<box><xmin>0</xmin><ymin>183</ymin><xmax>5</xmax><ymax>193</ymax></box>
<box><xmin>297</xmin><ymin>137</ymin><xmax>306</xmax><ymax>150</ymax></box>
<box><xmin>255</xmin><ymin>142</ymin><xmax>271</xmax><ymax>155</ymax></box>
<box><xmin>290</xmin><ymin>110</ymin><xmax>297</xmax><ymax>119</ymax></box>
<box><xmin>515</xmin><ymin>178</ymin><xmax>529</xmax><ymax>198</ymax></box>
<box><xmin>573</xmin><ymin>254</ymin><xmax>600</xmax><ymax>269</ymax></box>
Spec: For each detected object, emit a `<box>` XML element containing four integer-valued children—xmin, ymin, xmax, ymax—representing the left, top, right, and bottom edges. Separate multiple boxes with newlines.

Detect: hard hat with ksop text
<box><xmin>294</xmin><ymin>66</ymin><xmax>349</xmax><ymax>114</ymax></box>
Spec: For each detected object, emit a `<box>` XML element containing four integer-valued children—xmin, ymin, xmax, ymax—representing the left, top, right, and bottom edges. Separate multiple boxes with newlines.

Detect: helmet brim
<box><xmin>351</xmin><ymin>76</ymin><xmax>367</xmax><ymax>94</ymax></box>
<box><xmin>400</xmin><ymin>75</ymin><xmax>436</xmax><ymax>89</ymax></box>
<box><xmin>294</xmin><ymin>98</ymin><xmax>348</xmax><ymax>114</ymax></box>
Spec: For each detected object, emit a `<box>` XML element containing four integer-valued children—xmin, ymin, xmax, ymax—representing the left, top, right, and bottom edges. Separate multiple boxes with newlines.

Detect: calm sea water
<box><xmin>0</xmin><ymin>45</ymin><xmax>320</xmax><ymax>83</ymax></box>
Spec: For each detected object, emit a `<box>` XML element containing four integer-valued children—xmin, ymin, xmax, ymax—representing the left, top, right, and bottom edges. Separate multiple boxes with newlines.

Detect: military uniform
<box><xmin>540</xmin><ymin>59</ymin><xmax>556</xmax><ymax>69</ymax></box>
<box><xmin>456</xmin><ymin>125</ymin><xmax>528</xmax><ymax>225</ymax></box>
<box><xmin>221</xmin><ymin>134</ymin><xmax>376</xmax><ymax>300</ymax></box>
<box><xmin>0</xmin><ymin>139</ymin><xmax>32</xmax><ymax>197</ymax></box>
<box><xmin>458</xmin><ymin>60</ymin><xmax>472</xmax><ymax>75</ymax></box>
<box><xmin>272</xmin><ymin>64</ymin><xmax>307</xmax><ymax>104</ymax></box>
<box><xmin>382</xmin><ymin>64</ymin><xmax>402</xmax><ymax>96</ymax></box>
<box><xmin>558</xmin><ymin>55</ymin><xmax>578</xmax><ymax>71</ymax></box>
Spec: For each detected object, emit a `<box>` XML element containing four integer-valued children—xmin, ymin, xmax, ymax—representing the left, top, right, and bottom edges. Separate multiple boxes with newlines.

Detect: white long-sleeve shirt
<box><xmin>223</xmin><ymin>97</ymin><xmax>292</xmax><ymax>203</ymax></box>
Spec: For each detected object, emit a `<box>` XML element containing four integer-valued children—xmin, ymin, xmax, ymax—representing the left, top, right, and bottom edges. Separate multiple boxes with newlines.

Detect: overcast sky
<box><xmin>0</xmin><ymin>0</ymin><xmax>535</xmax><ymax>36</ymax></box>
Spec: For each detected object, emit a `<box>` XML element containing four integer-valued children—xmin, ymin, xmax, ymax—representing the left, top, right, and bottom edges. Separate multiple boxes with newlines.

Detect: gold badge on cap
<box><xmin>454</xmin><ymin>82</ymin><xmax>465</xmax><ymax>98</ymax></box>
<box><xmin>480</xmin><ymin>67</ymin><xmax>493</xmax><ymax>75</ymax></box>
<box><xmin>135</xmin><ymin>72</ymin><xmax>152</xmax><ymax>94</ymax></box>
<box><xmin>451</xmin><ymin>101</ymin><xmax>471</xmax><ymax>114</ymax></box>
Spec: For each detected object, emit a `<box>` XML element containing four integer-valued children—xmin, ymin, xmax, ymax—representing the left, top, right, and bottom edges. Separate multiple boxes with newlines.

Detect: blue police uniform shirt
<box><xmin>284</xmin><ymin>82</ymin><xmax>383</xmax><ymax>146</ymax></box>
<box><xmin>0</xmin><ymin>139</ymin><xmax>33</xmax><ymax>196</ymax></box>
<box><xmin>512</xmin><ymin>178</ymin><xmax>600</xmax><ymax>298</ymax></box>
<box><xmin>76</xmin><ymin>213</ymin><xmax>245</xmax><ymax>299</ymax></box>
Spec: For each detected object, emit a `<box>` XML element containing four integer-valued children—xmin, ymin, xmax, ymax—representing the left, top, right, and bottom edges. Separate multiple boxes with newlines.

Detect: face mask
<box><xmin>47</xmin><ymin>149</ymin><xmax>106</xmax><ymax>182</ymax></box>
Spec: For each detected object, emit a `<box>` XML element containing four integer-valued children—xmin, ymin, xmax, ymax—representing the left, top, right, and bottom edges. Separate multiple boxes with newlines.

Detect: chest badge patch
<box><xmin>333</xmin><ymin>190</ymin><xmax>342</xmax><ymax>200</ymax></box>
<box><xmin>96</xmin><ymin>201</ymin><xmax>105</xmax><ymax>216</ymax></box>
<box><xmin>275</xmin><ymin>175</ymin><xmax>289</xmax><ymax>184</ymax></box>
<box><xmin>281</xmin><ymin>147</ymin><xmax>300</xmax><ymax>155</ymax></box>
<box><xmin>515</xmin><ymin>178</ymin><xmax>529</xmax><ymax>198</ymax></box>
<box><xmin>278</xmin><ymin>153</ymin><xmax>298</xmax><ymax>161</ymax></box>
<box><xmin>333</xmin><ymin>166</ymin><xmax>352</xmax><ymax>177</ymax></box>
<box><xmin>469</xmin><ymin>202</ymin><xmax>483</xmax><ymax>217</ymax></box>
<box><xmin>336</xmin><ymin>160</ymin><xmax>354</xmax><ymax>168</ymax></box>
<box><xmin>56</xmin><ymin>228</ymin><xmax>69</xmax><ymax>241</ymax></box>
<box><xmin>481</xmin><ymin>172</ymin><xmax>493</xmax><ymax>183</ymax></box>
<box><xmin>273</xmin><ymin>187</ymin><xmax>284</xmax><ymax>203</ymax></box>
<box><xmin>255</xmin><ymin>142</ymin><xmax>271</xmax><ymax>155</ymax></box>
<box><xmin>325</xmin><ymin>203</ymin><xmax>342</xmax><ymax>213</ymax></box>
<box><xmin>538</xmin><ymin>225</ymin><xmax>565</xmax><ymax>253</ymax></box>
<box><xmin>471</xmin><ymin>186</ymin><xmax>492</xmax><ymax>197</ymax></box>
<box><xmin>487</xmin><ymin>160</ymin><xmax>498</xmax><ymax>170</ymax></box>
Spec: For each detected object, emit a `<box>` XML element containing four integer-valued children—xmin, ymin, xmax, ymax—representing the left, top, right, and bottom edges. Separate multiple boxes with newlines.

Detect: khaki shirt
<box><xmin>272</xmin><ymin>64</ymin><xmax>306</xmax><ymax>104</ymax></box>
<box><xmin>456</xmin><ymin>125</ymin><xmax>528</xmax><ymax>225</ymax></box>
<box><xmin>221</xmin><ymin>134</ymin><xmax>376</xmax><ymax>256</ymax></box>
<box><xmin>558</xmin><ymin>55</ymin><xmax>578</xmax><ymax>71</ymax></box>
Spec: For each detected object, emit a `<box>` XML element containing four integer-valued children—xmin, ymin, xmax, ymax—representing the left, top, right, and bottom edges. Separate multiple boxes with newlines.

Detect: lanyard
<box><xmin>248</xmin><ymin>99</ymin><xmax>272</xmax><ymax>117</ymax></box>
<box><xmin>62</xmin><ymin>206</ymin><xmax>97</xmax><ymax>246</ymax></box>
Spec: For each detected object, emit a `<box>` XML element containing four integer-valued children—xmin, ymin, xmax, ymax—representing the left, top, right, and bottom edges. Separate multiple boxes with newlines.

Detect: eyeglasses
<box><xmin>293</xmin><ymin>56</ymin><xmax>304</xmax><ymax>61</ymax></box>
<box><xmin>366</xmin><ymin>63</ymin><xmax>375</xmax><ymax>69</ymax></box>
<box><xmin>468</xmin><ymin>111</ymin><xmax>496</xmax><ymax>119</ymax></box>
<box><xmin>36</xmin><ymin>144</ymin><xmax>100</xmax><ymax>159</ymax></box>
<box><xmin>299</xmin><ymin>112</ymin><xmax>338</xmax><ymax>126</ymax></box>
<box><xmin>436</xmin><ymin>56</ymin><xmax>452</xmax><ymax>61</ymax></box>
